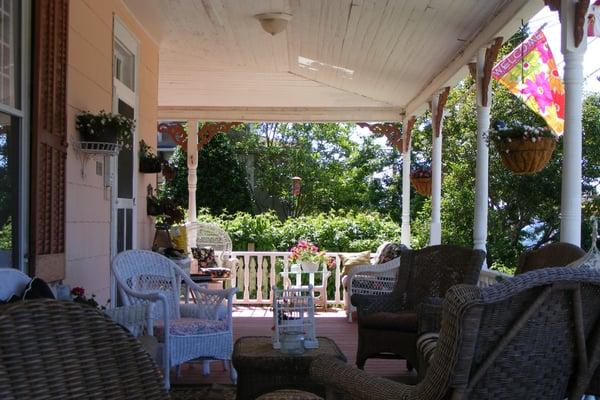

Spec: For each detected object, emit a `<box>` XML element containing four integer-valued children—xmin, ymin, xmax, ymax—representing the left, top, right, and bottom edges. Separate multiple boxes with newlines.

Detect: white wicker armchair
<box><xmin>188</xmin><ymin>222</ymin><xmax>239</xmax><ymax>270</ymax></box>
<box><xmin>344</xmin><ymin>257</ymin><xmax>401</xmax><ymax>322</ymax></box>
<box><xmin>112</xmin><ymin>250</ymin><xmax>237</xmax><ymax>388</ymax></box>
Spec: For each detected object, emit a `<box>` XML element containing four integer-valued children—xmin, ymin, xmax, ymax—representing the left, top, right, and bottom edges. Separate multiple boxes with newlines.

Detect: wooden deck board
<box><xmin>171</xmin><ymin>306</ymin><xmax>412</xmax><ymax>385</ymax></box>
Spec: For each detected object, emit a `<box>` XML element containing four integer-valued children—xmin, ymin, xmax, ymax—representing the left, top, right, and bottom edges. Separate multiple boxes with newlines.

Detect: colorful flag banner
<box><xmin>492</xmin><ymin>30</ymin><xmax>564</xmax><ymax>135</ymax></box>
<box><xmin>589</xmin><ymin>0</ymin><xmax>600</xmax><ymax>37</ymax></box>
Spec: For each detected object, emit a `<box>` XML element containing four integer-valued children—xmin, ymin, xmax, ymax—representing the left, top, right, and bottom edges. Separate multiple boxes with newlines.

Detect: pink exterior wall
<box><xmin>66</xmin><ymin>0</ymin><xmax>159</xmax><ymax>303</ymax></box>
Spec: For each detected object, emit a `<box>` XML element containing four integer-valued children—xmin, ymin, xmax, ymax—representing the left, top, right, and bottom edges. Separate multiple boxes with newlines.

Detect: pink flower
<box><xmin>71</xmin><ymin>287</ymin><xmax>85</xmax><ymax>297</ymax></box>
<box><xmin>522</xmin><ymin>72</ymin><xmax>554</xmax><ymax>113</ymax></box>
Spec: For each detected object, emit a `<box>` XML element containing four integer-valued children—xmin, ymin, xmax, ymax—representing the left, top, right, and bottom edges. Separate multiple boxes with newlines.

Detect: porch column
<box><xmin>429</xmin><ymin>89</ymin><xmax>449</xmax><ymax>245</ymax></box>
<box><xmin>187</xmin><ymin>119</ymin><xmax>199</xmax><ymax>223</ymax></box>
<box><xmin>473</xmin><ymin>38</ymin><xmax>502</xmax><ymax>262</ymax></box>
<box><xmin>558</xmin><ymin>0</ymin><xmax>588</xmax><ymax>245</ymax></box>
<box><xmin>401</xmin><ymin>144</ymin><xmax>411</xmax><ymax>246</ymax></box>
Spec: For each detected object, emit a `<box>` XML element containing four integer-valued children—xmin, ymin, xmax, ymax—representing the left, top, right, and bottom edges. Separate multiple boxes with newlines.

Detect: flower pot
<box><xmin>496</xmin><ymin>137</ymin><xmax>556</xmax><ymax>175</ymax></box>
<box><xmin>80</xmin><ymin>127</ymin><xmax>118</xmax><ymax>144</ymax></box>
<box><xmin>411</xmin><ymin>177</ymin><xmax>432</xmax><ymax>196</ymax></box>
<box><xmin>139</xmin><ymin>157</ymin><xmax>162</xmax><ymax>173</ymax></box>
<box><xmin>301</xmin><ymin>261</ymin><xmax>319</xmax><ymax>273</ymax></box>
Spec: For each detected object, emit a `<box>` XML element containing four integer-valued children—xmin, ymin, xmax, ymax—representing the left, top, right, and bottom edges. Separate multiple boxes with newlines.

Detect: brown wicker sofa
<box><xmin>313</xmin><ymin>267</ymin><xmax>600</xmax><ymax>399</ymax></box>
<box><xmin>351</xmin><ymin>245</ymin><xmax>485</xmax><ymax>369</ymax></box>
<box><xmin>0</xmin><ymin>299</ymin><xmax>169</xmax><ymax>400</ymax></box>
<box><xmin>516</xmin><ymin>242</ymin><xmax>586</xmax><ymax>275</ymax></box>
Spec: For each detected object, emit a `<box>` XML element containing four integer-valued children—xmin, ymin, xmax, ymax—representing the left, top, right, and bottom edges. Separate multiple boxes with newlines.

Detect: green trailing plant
<box><xmin>139</xmin><ymin>140</ymin><xmax>162</xmax><ymax>173</ymax></box>
<box><xmin>76</xmin><ymin>110</ymin><xmax>135</xmax><ymax>147</ymax></box>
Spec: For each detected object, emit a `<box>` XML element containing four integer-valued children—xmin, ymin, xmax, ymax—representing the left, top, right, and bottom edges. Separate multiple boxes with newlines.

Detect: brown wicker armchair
<box><xmin>312</xmin><ymin>267</ymin><xmax>600</xmax><ymax>399</ymax></box>
<box><xmin>0</xmin><ymin>299</ymin><xmax>169</xmax><ymax>400</ymax></box>
<box><xmin>516</xmin><ymin>241</ymin><xmax>586</xmax><ymax>275</ymax></box>
<box><xmin>351</xmin><ymin>245</ymin><xmax>485</xmax><ymax>369</ymax></box>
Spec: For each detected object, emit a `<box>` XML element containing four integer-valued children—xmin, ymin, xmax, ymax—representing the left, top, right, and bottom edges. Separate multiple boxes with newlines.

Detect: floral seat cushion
<box><xmin>154</xmin><ymin>317</ymin><xmax>228</xmax><ymax>340</ymax></box>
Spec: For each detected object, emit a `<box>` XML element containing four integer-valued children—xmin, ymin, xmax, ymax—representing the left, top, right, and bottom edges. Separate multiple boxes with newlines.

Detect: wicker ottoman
<box><xmin>232</xmin><ymin>336</ymin><xmax>347</xmax><ymax>400</ymax></box>
<box><xmin>256</xmin><ymin>390</ymin><xmax>323</xmax><ymax>400</ymax></box>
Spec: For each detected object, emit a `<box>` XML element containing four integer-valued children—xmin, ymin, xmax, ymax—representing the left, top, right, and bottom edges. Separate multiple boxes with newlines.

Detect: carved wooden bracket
<box><xmin>468</xmin><ymin>62</ymin><xmax>477</xmax><ymax>81</ymax></box>
<box><xmin>544</xmin><ymin>0</ymin><xmax>590</xmax><ymax>47</ymax></box>
<box><xmin>198</xmin><ymin>122</ymin><xmax>242</xmax><ymax>150</ymax></box>
<box><xmin>430</xmin><ymin>87</ymin><xmax>450</xmax><ymax>137</ymax></box>
<box><xmin>357</xmin><ymin>122</ymin><xmax>403</xmax><ymax>151</ymax></box>
<box><xmin>402</xmin><ymin>116</ymin><xmax>416</xmax><ymax>153</ymax></box>
<box><xmin>158</xmin><ymin>121</ymin><xmax>242</xmax><ymax>149</ymax></box>
<box><xmin>158</xmin><ymin>121</ymin><xmax>188</xmax><ymax>147</ymax></box>
<box><xmin>481</xmin><ymin>37</ymin><xmax>503</xmax><ymax>107</ymax></box>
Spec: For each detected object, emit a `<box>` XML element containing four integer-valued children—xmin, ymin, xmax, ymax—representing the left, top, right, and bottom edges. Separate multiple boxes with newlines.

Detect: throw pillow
<box><xmin>22</xmin><ymin>277</ymin><xmax>55</xmax><ymax>300</ymax></box>
<box><xmin>341</xmin><ymin>251</ymin><xmax>372</xmax><ymax>276</ymax></box>
<box><xmin>376</xmin><ymin>242</ymin><xmax>406</xmax><ymax>264</ymax></box>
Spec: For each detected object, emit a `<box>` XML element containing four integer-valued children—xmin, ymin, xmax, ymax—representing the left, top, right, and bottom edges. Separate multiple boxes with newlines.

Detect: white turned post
<box><xmin>401</xmin><ymin>145</ymin><xmax>411</xmax><ymax>246</ymax></box>
<box><xmin>473</xmin><ymin>48</ymin><xmax>491</xmax><ymax>260</ymax></box>
<box><xmin>187</xmin><ymin>119</ymin><xmax>199</xmax><ymax>223</ymax></box>
<box><xmin>559</xmin><ymin>0</ymin><xmax>588</xmax><ymax>245</ymax></box>
<box><xmin>430</xmin><ymin>96</ymin><xmax>443</xmax><ymax>245</ymax></box>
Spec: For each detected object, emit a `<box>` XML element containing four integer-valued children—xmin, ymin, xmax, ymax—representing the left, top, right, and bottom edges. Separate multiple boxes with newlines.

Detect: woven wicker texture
<box><xmin>516</xmin><ymin>242</ymin><xmax>586</xmax><ymax>275</ymax></box>
<box><xmin>233</xmin><ymin>336</ymin><xmax>346</xmax><ymax>400</ymax></box>
<box><xmin>411</xmin><ymin>177</ymin><xmax>432</xmax><ymax>196</ymax></box>
<box><xmin>256</xmin><ymin>390</ymin><xmax>324</xmax><ymax>400</ymax></box>
<box><xmin>0</xmin><ymin>299</ymin><xmax>168</xmax><ymax>400</ymax></box>
<box><xmin>352</xmin><ymin>245</ymin><xmax>485</xmax><ymax>369</ymax></box>
<box><xmin>312</xmin><ymin>267</ymin><xmax>600</xmax><ymax>400</ymax></box>
<box><xmin>497</xmin><ymin>137</ymin><xmax>556</xmax><ymax>175</ymax></box>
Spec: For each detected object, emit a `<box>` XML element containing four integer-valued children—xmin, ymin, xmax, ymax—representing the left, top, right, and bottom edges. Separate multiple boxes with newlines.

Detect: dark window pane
<box><xmin>117</xmin><ymin>208</ymin><xmax>125</xmax><ymax>253</ymax></box>
<box><xmin>117</xmin><ymin>99</ymin><xmax>133</xmax><ymax>199</ymax></box>
<box><xmin>0</xmin><ymin>112</ymin><xmax>18</xmax><ymax>267</ymax></box>
<box><xmin>126</xmin><ymin>208</ymin><xmax>133</xmax><ymax>250</ymax></box>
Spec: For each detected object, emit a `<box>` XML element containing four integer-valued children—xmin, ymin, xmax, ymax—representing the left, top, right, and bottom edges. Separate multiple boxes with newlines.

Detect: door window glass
<box><xmin>113</xmin><ymin>40</ymin><xmax>134</xmax><ymax>91</ymax></box>
<box><xmin>0</xmin><ymin>0</ymin><xmax>20</xmax><ymax>108</ymax></box>
<box><xmin>0</xmin><ymin>112</ymin><xmax>18</xmax><ymax>267</ymax></box>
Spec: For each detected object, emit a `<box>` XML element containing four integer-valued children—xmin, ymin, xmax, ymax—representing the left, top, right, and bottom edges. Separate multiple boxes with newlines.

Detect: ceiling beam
<box><xmin>157</xmin><ymin>106</ymin><xmax>404</xmax><ymax>123</ymax></box>
<box><xmin>405</xmin><ymin>0</ymin><xmax>541</xmax><ymax>117</ymax></box>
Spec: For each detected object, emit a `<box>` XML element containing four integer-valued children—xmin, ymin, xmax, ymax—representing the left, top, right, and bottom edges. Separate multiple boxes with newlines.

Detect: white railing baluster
<box><xmin>256</xmin><ymin>255</ymin><xmax>264</xmax><ymax>303</ymax></box>
<box><xmin>334</xmin><ymin>253</ymin><xmax>342</xmax><ymax>304</ymax></box>
<box><xmin>243</xmin><ymin>254</ymin><xmax>250</xmax><ymax>302</ymax></box>
<box><xmin>269</xmin><ymin>255</ymin><xmax>277</xmax><ymax>302</ymax></box>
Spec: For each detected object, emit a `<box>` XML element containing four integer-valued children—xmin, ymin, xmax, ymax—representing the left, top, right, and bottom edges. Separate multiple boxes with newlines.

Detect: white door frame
<box><xmin>110</xmin><ymin>17</ymin><xmax>139</xmax><ymax>302</ymax></box>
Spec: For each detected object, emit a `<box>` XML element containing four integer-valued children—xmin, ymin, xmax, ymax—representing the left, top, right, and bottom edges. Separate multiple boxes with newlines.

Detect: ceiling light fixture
<box><xmin>255</xmin><ymin>12</ymin><xmax>292</xmax><ymax>35</ymax></box>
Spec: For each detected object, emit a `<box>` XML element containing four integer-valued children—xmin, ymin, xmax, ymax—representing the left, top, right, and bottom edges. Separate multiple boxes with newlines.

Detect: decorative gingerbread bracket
<box><xmin>429</xmin><ymin>87</ymin><xmax>450</xmax><ymax>137</ymax></box>
<box><xmin>157</xmin><ymin>121</ymin><xmax>242</xmax><ymax>150</ymax></box>
<box><xmin>544</xmin><ymin>0</ymin><xmax>590</xmax><ymax>47</ymax></box>
<box><xmin>357</xmin><ymin>122</ymin><xmax>403</xmax><ymax>151</ymax></box>
<box><xmin>402</xmin><ymin>116</ymin><xmax>416</xmax><ymax>153</ymax></box>
<box><xmin>481</xmin><ymin>37</ymin><xmax>503</xmax><ymax>107</ymax></box>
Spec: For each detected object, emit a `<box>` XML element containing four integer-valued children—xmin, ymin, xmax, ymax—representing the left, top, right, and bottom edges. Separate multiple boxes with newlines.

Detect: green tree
<box><xmin>160</xmin><ymin>133</ymin><xmax>253</xmax><ymax>215</ymax></box>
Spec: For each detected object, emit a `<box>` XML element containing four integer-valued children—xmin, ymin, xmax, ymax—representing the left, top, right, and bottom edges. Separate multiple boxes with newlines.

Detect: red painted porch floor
<box><xmin>171</xmin><ymin>306</ymin><xmax>413</xmax><ymax>385</ymax></box>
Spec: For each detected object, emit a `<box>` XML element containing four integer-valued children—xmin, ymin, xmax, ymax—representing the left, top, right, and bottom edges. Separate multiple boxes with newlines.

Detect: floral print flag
<box><xmin>492</xmin><ymin>30</ymin><xmax>564</xmax><ymax>135</ymax></box>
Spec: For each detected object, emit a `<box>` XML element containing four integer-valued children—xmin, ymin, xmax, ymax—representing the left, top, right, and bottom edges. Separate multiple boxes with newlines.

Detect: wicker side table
<box><xmin>232</xmin><ymin>336</ymin><xmax>347</xmax><ymax>400</ymax></box>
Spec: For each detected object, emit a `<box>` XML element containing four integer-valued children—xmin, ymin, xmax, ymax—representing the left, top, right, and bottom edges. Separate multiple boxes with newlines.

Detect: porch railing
<box><xmin>228</xmin><ymin>251</ymin><xmax>510</xmax><ymax>305</ymax></box>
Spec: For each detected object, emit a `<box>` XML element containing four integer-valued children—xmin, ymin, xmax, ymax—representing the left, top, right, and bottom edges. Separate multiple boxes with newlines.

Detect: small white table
<box><xmin>280</xmin><ymin>265</ymin><xmax>329</xmax><ymax>308</ymax></box>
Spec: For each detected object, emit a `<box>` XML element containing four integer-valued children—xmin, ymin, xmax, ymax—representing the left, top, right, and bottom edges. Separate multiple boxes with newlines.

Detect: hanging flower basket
<box><xmin>411</xmin><ymin>177</ymin><xmax>432</xmax><ymax>196</ymax></box>
<box><xmin>489</xmin><ymin>121</ymin><xmax>558</xmax><ymax>175</ymax></box>
<box><xmin>497</xmin><ymin>137</ymin><xmax>556</xmax><ymax>175</ymax></box>
<box><xmin>76</xmin><ymin>110</ymin><xmax>134</xmax><ymax>147</ymax></box>
<box><xmin>139</xmin><ymin>140</ymin><xmax>162</xmax><ymax>173</ymax></box>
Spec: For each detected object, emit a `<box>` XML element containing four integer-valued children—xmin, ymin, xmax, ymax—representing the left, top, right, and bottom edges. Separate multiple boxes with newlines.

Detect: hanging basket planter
<box><xmin>411</xmin><ymin>177</ymin><xmax>432</xmax><ymax>196</ymax></box>
<box><xmin>496</xmin><ymin>137</ymin><xmax>556</xmax><ymax>175</ymax></box>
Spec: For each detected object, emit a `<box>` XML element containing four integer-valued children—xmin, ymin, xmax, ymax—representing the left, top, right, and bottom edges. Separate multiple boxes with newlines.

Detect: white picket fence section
<box><xmin>228</xmin><ymin>251</ymin><xmax>510</xmax><ymax>305</ymax></box>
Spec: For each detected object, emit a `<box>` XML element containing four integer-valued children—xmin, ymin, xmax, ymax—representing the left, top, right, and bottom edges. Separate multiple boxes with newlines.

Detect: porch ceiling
<box><xmin>124</xmin><ymin>0</ymin><xmax>543</xmax><ymax>122</ymax></box>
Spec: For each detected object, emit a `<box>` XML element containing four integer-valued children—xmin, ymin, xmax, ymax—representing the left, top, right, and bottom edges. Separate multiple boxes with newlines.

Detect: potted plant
<box><xmin>139</xmin><ymin>140</ymin><xmax>162</xmax><ymax>173</ymax></box>
<box><xmin>76</xmin><ymin>110</ymin><xmax>135</xmax><ymax>146</ymax></box>
<box><xmin>289</xmin><ymin>239</ymin><xmax>328</xmax><ymax>273</ymax></box>
<box><xmin>410</xmin><ymin>160</ymin><xmax>432</xmax><ymax>196</ymax></box>
<box><xmin>488</xmin><ymin>120</ymin><xmax>558</xmax><ymax>175</ymax></box>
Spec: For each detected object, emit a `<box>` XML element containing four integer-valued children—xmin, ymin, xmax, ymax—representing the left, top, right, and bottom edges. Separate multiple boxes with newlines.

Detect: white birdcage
<box><xmin>272</xmin><ymin>284</ymin><xmax>318</xmax><ymax>351</ymax></box>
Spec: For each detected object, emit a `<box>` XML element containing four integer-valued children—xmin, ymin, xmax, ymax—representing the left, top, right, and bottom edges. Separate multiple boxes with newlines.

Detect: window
<box><xmin>0</xmin><ymin>112</ymin><xmax>18</xmax><ymax>267</ymax></box>
<box><xmin>0</xmin><ymin>0</ymin><xmax>20</xmax><ymax>109</ymax></box>
<box><xmin>113</xmin><ymin>40</ymin><xmax>135</xmax><ymax>91</ymax></box>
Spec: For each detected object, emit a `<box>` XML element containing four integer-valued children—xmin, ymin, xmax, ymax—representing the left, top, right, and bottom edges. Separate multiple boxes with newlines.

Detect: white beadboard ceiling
<box><xmin>124</xmin><ymin>0</ymin><xmax>542</xmax><ymax>121</ymax></box>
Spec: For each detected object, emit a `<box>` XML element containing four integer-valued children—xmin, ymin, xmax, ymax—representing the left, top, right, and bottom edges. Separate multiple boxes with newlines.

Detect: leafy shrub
<box><xmin>197</xmin><ymin>209</ymin><xmax>401</xmax><ymax>252</ymax></box>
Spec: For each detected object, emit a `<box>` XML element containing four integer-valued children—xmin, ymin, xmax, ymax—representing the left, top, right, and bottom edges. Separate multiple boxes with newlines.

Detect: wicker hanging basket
<box><xmin>411</xmin><ymin>177</ymin><xmax>432</xmax><ymax>196</ymax></box>
<box><xmin>497</xmin><ymin>137</ymin><xmax>556</xmax><ymax>175</ymax></box>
